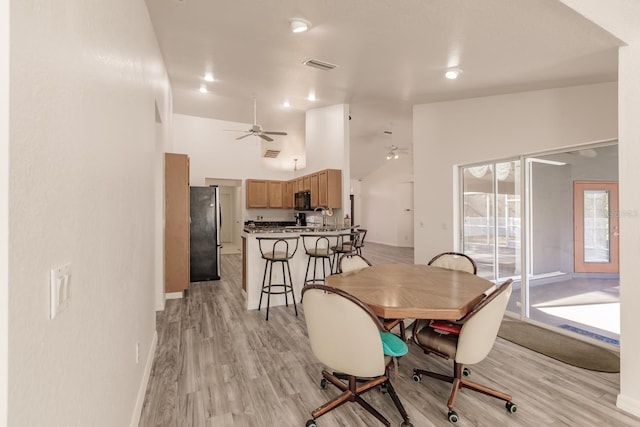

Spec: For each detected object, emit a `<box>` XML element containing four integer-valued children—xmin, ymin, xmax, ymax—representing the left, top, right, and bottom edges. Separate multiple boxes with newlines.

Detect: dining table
<box><xmin>325</xmin><ymin>263</ymin><xmax>494</xmax><ymax>321</ymax></box>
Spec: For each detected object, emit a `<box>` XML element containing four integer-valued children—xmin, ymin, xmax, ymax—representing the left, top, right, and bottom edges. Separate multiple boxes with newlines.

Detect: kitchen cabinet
<box><xmin>246</xmin><ymin>169</ymin><xmax>342</xmax><ymax>209</ymax></box>
<box><xmin>246</xmin><ymin>179</ymin><xmax>288</xmax><ymax>208</ymax></box>
<box><xmin>310</xmin><ymin>173</ymin><xmax>319</xmax><ymax>208</ymax></box>
<box><xmin>268</xmin><ymin>181</ymin><xmax>284</xmax><ymax>208</ymax></box>
<box><xmin>165</xmin><ymin>153</ymin><xmax>190</xmax><ymax>294</ymax></box>
<box><xmin>246</xmin><ymin>179</ymin><xmax>268</xmax><ymax>208</ymax></box>
<box><xmin>284</xmin><ymin>180</ymin><xmax>295</xmax><ymax>209</ymax></box>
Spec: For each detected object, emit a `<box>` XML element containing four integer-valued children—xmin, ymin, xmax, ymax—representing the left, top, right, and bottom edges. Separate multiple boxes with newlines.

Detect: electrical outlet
<box><xmin>50</xmin><ymin>264</ymin><xmax>71</xmax><ymax>319</ymax></box>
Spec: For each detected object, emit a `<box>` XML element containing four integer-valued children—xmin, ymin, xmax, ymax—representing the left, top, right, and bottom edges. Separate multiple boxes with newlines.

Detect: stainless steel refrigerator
<box><xmin>190</xmin><ymin>186</ymin><xmax>221</xmax><ymax>281</ymax></box>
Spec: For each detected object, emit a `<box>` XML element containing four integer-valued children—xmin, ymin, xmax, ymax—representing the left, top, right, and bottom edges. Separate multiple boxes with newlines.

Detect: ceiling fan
<box><xmin>385</xmin><ymin>145</ymin><xmax>408</xmax><ymax>160</ymax></box>
<box><xmin>228</xmin><ymin>99</ymin><xmax>288</xmax><ymax>142</ymax></box>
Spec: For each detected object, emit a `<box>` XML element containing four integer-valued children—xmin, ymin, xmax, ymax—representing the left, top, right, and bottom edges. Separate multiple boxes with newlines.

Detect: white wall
<box><xmin>413</xmin><ymin>82</ymin><xmax>617</xmax><ymax>262</ymax></box>
<box><xmin>617</xmin><ymin>41</ymin><xmax>640</xmax><ymax>419</ymax></box>
<box><xmin>8</xmin><ymin>1</ymin><xmax>171</xmax><ymax>425</ymax></box>
<box><xmin>359</xmin><ymin>155</ymin><xmax>414</xmax><ymax>246</ymax></box>
<box><xmin>0</xmin><ymin>0</ymin><xmax>8</xmax><ymax>422</ymax></box>
<box><xmin>304</xmin><ymin>104</ymin><xmax>351</xmax><ymax>218</ymax></box>
<box><xmin>548</xmin><ymin>3</ymin><xmax>640</xmax><ymax>411</ymax></box>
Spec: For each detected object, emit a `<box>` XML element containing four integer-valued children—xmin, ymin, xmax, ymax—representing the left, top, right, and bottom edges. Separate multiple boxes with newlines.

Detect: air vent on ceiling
<box><xmin>303</xmin><ymin>58</ymin><xmax>338</xmax><ymax>71</ymax></box>
<box><xmin>263</xmin><ymin>150</ymin><xmax>280</xmax><ymax>158</ymax></box>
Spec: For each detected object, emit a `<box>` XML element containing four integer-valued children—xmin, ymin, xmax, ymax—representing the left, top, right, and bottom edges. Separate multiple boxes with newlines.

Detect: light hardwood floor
<box><xmin>139</xmin><ymin>243</ymin><xmax>639</xmax><ymax>427</ymax></box>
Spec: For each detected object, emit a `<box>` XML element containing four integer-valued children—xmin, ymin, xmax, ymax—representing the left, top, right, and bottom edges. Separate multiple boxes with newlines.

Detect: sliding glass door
<box><xmin>461</xmin><ymin>144</ymin><xmax>620</xmax><ymax>346</ymax></box>
<box><xmin>461</xmin><ymin>161</ymin><xmax>520</xmax><ymax>283</ymax></box>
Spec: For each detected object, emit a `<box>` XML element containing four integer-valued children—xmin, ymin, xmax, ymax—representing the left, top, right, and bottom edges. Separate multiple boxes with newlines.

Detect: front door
<box><xmin>574</xmin><ymin>181</ymin><xmax>619</xmax><ymax>273</ymax></box>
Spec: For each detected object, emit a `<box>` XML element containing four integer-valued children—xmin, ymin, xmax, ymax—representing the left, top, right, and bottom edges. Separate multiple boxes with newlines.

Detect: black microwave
<box><xmin>295</xmin><ymin>191</ymin><xmax>311</xmax><ymax>211</ymax></box>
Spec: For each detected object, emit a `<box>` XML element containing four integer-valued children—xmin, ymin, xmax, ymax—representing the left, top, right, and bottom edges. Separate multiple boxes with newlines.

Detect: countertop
<box><xmin>243</xmin><ymin>224</ymin><xmax>359</xmax><ymax>234</ymax></box>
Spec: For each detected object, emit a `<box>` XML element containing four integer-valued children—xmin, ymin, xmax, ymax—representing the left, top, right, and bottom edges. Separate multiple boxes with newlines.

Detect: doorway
<box><xmin>205</xmin><ymin>178</ymin><xmax>242</xmax><ymax>255</ymax></box>
<box><xmin>573</xmin><ymin>181</ymin><xmax>619</xmax><ymax>273</ymax></box>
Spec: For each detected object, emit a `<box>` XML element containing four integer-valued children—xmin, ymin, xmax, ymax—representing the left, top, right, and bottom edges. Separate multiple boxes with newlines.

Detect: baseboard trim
<box><xmin>130</xmin><ymin>330</ymin><xmax>158</xmax><ymax>427</ymax></box>
<box><xmin>617</xmin><ymin>393</ymin><xmax>640</xmax><ymax>418</ymax></box>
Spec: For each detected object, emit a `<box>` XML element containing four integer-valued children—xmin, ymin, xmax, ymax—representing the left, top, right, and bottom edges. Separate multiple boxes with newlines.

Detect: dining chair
<box><xmin>337</xmin><ymin>254</ymin><xmax>406</xmax><ymax>342</ymax></box>
<box><xmin>302</xmin><ymin>285</ymin><xmax>413</xmax><ymax>427</ymax></box>
<box><xmin>428</xmin><ymin>251</ymin><xmax>477</xmax><ymax>274</ymax></box>
<box><xmin>337</xmin><ymin>253</ymin><xmax>372</xmax><ymax>273</ymax></box>
<box><xmin>411</xmin><ymin>279</ymin><xmax>517</xmax><ymax>423</ymax></box>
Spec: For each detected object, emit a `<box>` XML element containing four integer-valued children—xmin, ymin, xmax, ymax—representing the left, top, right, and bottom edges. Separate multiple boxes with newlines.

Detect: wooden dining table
<box><xmin>325</xmin><ymin>263</ymin><xmax>494</xmax><ymax>321</ymax></box>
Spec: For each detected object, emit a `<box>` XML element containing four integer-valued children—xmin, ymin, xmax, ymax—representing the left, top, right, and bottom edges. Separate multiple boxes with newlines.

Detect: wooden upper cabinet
<box><xmin>317</xmin><ymin>170</ymin><xmax>328</xmax><ymax>207</ymax></box>
<box><xmin>324</xmin><ymin>169</ymin><xmax>342</xmax><ymax>209</ymax></box>
<box><xmin>245</xmin><ymin>169</ymin><xmax>342</xmax><ymax>210</ymax></box>
<box><xmin>246</xmin><ymin>179</ymin><xmax>268</xmax><ymax>208</ymax></box>
<box><xmin>164</xmin><ymin>153</ymin><xmax>190</xmax><ymax>294</ymax></box>
<box><xmin>303</xmin><ymin>175</ymin><xmax>311</xmax><ymax>191</ymax></box>
<box><xmin>268</xmin><ymin>181</ymin><xmax>284</xmax><ymax>208</ymax></box>
<box><xmin>310</xmin><ymin>173</ymin><xmax>319</xmax><ymax>208</ymax></box>
<box><xmin>284</xmin><ymin>180</ymin><xmax>295</xmax><ymax>209</ymax></box>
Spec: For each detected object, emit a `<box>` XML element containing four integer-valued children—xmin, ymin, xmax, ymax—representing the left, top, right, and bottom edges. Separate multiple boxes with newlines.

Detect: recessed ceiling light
<box><xmin>199</xmin><ymin>85</ymin><xmax>207</xmax><ymax>93</ymax></box>
<box><xmin>204</xmin><ymin>72</ymin><xmax>214</xmax><ymax>82</ymax></box>
<box><xmin>307</xmin><ymin>93</ymin><xmax>316</xmax><ymax>101</ymax></box>
<box><xmin>283</xmin><ymin>99</ymin><xmax>290</xmax><ymax>108</ymax></box>
<box><xmin>445</xmin><ymin>68</ymin><xmax>462</xmax><ymax>80</ymax></box>
<box><xmin>290</xmin><ymin>17</ymin><xmax>311</xmax><ymax>33</ymax></box>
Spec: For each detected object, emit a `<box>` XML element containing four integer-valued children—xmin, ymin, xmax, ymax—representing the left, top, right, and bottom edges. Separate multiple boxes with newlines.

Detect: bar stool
<box><xmin>257</xmin><ymin>236</ymin><xmax>299</xmax><ymax>321</ymax></box>
<box><xmin>331</xmin><ymin>231</ymin><xmax>359</xmax><ymax>273</ymax></box>
<box><xmin>300</xmin><ymin>234</ymin><xmax>336</xmax><ymax>296</ymax></box>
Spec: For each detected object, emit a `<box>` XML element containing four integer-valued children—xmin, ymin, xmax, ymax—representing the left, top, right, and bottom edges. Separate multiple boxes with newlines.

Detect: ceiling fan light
<box><xmin>445</xmin><ymin>68</ymin><xmax>462</xmax><ymax>80</ymax></box>
<box><xmin>290</xmin><ymin>18</ymin><xmax>311</xmax><ymax>33</ymax></box>
<box><xmin>203</xmin><ymin>72</ymin><xmax>214</xmax><ymax>82</ymax></box>
<box><xmin>199</xmin><ymin>85</ymin><xmax>207</xmax><ymax>93</ymax></box>
<box><xmin>386</xmin><ymin>152</ymin><xmax>393</xmax><ymax>160</ymax></box>
<box><xmin>394</xmin><ymin>152</ymin><xmax>399</xmax><ymax>160</ymax></box>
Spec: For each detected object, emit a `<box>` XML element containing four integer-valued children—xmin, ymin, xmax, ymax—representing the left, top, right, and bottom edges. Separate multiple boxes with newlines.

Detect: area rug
<box><xmin>498</xmin><ymin>319</ymin><xmax>620</xmax><ymax>373</ymax></box>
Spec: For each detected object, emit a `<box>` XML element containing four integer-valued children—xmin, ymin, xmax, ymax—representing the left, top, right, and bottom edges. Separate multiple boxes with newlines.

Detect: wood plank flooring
<box><xmin>139</xmin><ymin>243</ymin><xmax>640</xmax><ymax>427</ymax></box>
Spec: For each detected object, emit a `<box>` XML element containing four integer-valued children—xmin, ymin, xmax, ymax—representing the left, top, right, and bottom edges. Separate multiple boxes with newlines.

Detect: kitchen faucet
<box><xmin>314</xmin><ymin>206</ymin><xmax>327</xmax><ymax>226</ymax></box>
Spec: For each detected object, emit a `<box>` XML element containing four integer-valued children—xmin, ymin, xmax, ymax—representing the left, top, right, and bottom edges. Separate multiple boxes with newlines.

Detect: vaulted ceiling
<box><xmin>145</xmin><ymin>0</ymin><xmax>621</xmax><ymax>179</ymax></box>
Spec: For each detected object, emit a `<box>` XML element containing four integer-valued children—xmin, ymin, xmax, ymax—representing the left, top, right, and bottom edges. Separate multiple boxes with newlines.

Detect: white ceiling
<box><xmin>145</xmin><ymin>0</ymin><xmax>621</xmax><ymax>179</ymax></box>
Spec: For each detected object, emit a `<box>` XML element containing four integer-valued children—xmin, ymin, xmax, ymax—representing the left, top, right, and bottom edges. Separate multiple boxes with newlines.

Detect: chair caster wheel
<box><xmin>448</xmin><ymin>410</ymin><xmax>459</xmax><ymax>423</ymax></box>
<box><xmin>462</xmin><ymin>368</ymin><xmax>471</xmax><ymax>377</ymax></box>
<box><xmin>401</xmin><ymin>422</ymin><xmax>414</xmax><ymax>427</ymax></box>
<box><xmin>380</xmin><ymin>383</ymin><xmax>388</xmax><ymax>394</ymax></box>
<box><xmin>506</xmin><ymin>401</ymin><xmax>518</xmax><ymax>413</ymax></box>
<box><xmin>412</xmin><ymin>373</ymin><xmax>421</xmax><ymax>382</ymax></box>
<box><xmin>306</xmin><ymin>419</ymin><xmax>317</xmax><ymax>427</ymax></box>
<box><xmin>320</xmin><ymin>378</ymin><xmax>328</xmax><ymax>389</ymax></box>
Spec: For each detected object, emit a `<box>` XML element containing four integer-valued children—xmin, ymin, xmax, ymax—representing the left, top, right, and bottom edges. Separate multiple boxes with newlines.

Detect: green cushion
<box><xmin>379</xmin><ymin>331</ymin><xmax>408</xmax><ymax>357</ymax></box>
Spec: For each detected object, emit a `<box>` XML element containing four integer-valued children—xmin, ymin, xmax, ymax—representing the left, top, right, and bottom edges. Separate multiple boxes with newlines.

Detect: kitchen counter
<box><xmin>241</xmin><ymin>225</ymin><xmax>360</xmax><ymax>312</ymax></box>
<box><xmin>243</xmin><ymin>224</ymin><xmax>356</xmax><ymax>233</ymax></box>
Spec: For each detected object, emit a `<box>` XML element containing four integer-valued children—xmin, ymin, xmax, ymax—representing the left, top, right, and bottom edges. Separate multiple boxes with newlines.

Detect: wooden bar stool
<box><xmin>300</xmin><ymin>234</ymin><xmax>336</xmax><ymax>298</ymax></box>
<box><xmin>257</xmin><ymin>236</ymin><xmax>299</xmax><ymax>321</ymax></box>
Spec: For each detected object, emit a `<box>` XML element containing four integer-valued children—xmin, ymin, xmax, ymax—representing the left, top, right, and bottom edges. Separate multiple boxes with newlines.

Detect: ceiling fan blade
<box><xmin>224</xmin><ymin>129</ymin><xmax>247</xmax><ymax>133</ymax></box>
<box><xmin>236</xmin><ymin>133</ymin><xmax>253</xmax><ymax>140</ymax></box>
<box><xmin>262</xmin><ymin>131</ymin><xmax>288</xmax><ymax>136</ymax></box>
<box><xmin>259</xmin><ymin>134</ymin><xmax>274</xmax><ymax>142</ymax></box>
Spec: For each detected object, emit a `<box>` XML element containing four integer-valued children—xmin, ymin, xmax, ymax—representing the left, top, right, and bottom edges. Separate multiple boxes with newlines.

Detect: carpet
<box><xmin>498</xmin><ymin>319</ymin><xmax>620</xmax><ymax>373</ymax></box>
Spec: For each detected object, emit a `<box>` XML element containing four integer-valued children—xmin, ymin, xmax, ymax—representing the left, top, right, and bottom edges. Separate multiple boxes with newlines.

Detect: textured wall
<box><xmin>8</xmin><ymin>0</ymin><xmax>171</xmax><ymax>425</ymax></box>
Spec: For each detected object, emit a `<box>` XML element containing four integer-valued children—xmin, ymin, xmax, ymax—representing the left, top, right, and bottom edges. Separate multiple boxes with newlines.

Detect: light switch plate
<box><xmin>50</xmin><ymin>263</ymin><xmax>71</xmax><ymax>319</ymax></box>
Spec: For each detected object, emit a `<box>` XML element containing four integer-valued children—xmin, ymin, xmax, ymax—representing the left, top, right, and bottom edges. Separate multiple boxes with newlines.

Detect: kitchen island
<box><xmin>242</xmin><ymin>224</ymin><xmax>359</xmax><ymax>312</ymax></box>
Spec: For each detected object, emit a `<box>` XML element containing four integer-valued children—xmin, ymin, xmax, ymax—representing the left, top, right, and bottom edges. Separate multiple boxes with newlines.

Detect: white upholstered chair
<box><xmin>302</xmin><ymin>285</ymin><xmax>413</xmax><ymax>427</ymax></box>
<box><xmin>411</xmin><ymin>279</ymin><xmax>517</xmax><ymax>423</ymax></box>
<box><xmin>428</xmin><ymin>251</ymin><xmax>477</xmax><ymax>274</ymax></box>
<box><xmin>337</xmin><ymin>253</ymin><xmax>372</xmax><ymax>273</ymax></box>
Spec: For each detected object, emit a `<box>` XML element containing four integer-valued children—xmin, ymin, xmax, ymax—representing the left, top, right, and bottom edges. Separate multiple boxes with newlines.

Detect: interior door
<box><xmin>574</xmin><ymin>181</ymin><xmax>619</xmax><ymax>273</ymax></box>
